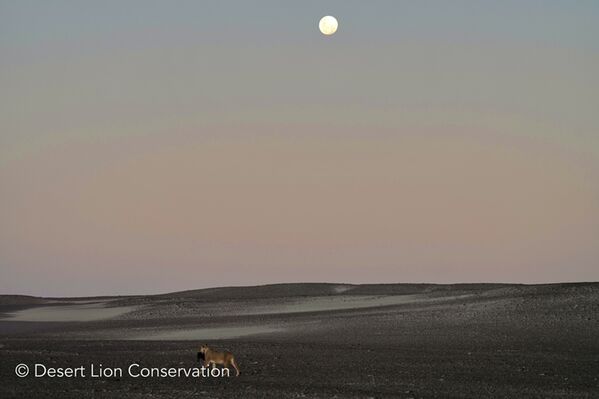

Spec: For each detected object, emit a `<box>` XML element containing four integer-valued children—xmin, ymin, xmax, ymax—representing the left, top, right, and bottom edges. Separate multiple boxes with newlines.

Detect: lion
<box><xmin>198</xmin><ymin>344</ymin><xmax>240</xmax><ymax>376</ymax></box>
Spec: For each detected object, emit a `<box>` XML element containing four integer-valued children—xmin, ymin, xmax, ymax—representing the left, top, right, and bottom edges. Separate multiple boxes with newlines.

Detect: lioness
<box><xmin>198</xmin><ymin>345</ymin><xmax>240</xmax><ymax>376</ymax></box>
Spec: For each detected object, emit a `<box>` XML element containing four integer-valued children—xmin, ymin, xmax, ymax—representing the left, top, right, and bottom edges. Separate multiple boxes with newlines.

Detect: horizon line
<box><xmin>2</xmin><ymin>280</ymin><xmax>598</xmax><ymax>300</ymax></box>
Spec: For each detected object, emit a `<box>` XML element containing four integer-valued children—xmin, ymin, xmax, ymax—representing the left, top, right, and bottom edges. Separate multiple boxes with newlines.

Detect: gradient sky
<box><xmin>1</xmin><ymin>1</ymin><xmax>598</xmax><ymax>296</ymax></box>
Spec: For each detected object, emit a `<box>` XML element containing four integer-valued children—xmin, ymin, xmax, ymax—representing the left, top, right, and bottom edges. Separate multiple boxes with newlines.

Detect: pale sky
<box><xmin>1</xmin><ymin>1</ymin><xmax>598</xmax><ymax>296</ymax></box>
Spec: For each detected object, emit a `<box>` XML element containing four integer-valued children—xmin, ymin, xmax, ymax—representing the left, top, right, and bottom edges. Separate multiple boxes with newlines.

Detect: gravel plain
<box><xmin>1</xmin><ymin>282</ymin><xmax>598</xmax><ymax>398</ymax></box>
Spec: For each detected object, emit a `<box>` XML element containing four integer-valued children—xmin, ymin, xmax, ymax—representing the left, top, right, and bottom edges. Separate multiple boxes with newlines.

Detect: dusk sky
<box><xmin>1</xmin><ymin>1</ymin><xmax>598</xmax><ymax>296</ymax></box>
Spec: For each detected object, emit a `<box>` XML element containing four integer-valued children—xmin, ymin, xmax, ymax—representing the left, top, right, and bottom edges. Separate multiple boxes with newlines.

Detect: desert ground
<box><xmin>1</xmin><ymin>283</ymin><xmax>598</xmax><ymax>398</ymax></box>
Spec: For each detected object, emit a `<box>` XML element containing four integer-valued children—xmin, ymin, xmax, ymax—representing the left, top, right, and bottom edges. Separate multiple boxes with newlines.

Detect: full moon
<box><xmin>319</xmin><ymin>16</ymin><xmax>338</xmax><ymax>36</ymax></box>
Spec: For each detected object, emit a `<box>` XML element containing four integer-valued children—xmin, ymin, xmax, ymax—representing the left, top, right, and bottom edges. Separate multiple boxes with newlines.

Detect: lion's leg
<box><xmin>230</xmin><ymin>357</ymin><xmax>240</xmax><ymax>376</ymax></box>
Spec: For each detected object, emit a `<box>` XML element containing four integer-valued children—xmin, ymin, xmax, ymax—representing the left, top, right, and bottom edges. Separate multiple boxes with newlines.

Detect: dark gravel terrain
<box><xmin>1</xmin><ymin>283</ymin><xmax>598</xmax><ymax>398</ymax></box>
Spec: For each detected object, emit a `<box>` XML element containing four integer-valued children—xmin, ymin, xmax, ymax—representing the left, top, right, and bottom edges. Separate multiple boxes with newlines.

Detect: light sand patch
<box><xmin>3</xmin><ymin>303</ymin><xmax>138</xmax><ymax>322</ymax></box>
<box><xmin>130</xmin><ymin>326</ymin><xmax>283</xmax><ymax>341</ymax></box>
<box><xmin>332</xmin><ymin>285</ymin><xmax>354</xmax><ymax>293</ymax></box>
<box><xmin>237</xmin><ymin>294</ymin><xmax>469</xmax><ymax>315</ymax></box>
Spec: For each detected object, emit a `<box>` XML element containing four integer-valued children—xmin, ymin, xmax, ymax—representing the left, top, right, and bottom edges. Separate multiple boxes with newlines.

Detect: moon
<box><xmin>319</xmin><ymin>16</ymin><xmax>338</xmax><ymax>36</ymax></box>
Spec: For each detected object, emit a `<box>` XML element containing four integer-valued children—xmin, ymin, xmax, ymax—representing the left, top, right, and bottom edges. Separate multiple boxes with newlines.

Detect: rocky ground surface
<box><xmin>1</xmin><ymin>283</ymin><xmax>598</xmax><ymax>398</ymax></box>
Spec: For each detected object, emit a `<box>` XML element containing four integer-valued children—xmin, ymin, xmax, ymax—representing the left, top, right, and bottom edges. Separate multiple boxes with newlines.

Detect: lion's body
<box><xmin>199</xmin><ymin>345</ymin><xmax>240</xmax><ymax>376</ymax></box>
